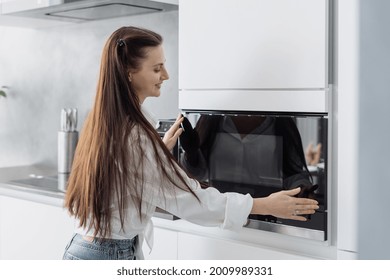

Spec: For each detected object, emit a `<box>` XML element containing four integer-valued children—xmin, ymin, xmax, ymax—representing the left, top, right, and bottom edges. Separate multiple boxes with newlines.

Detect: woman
<box><xmin>62</xmin><ymin>26</ymin><xmax>319</xmax><ymax>260</ymax></box>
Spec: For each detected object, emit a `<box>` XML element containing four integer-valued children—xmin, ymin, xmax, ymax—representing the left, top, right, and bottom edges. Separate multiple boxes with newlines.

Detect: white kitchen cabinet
<box><xmin>179</xmin><ymin>0</ymin><xmax>330</xmax><ymax>113</ymax></box>
<box><xmin>142</xmin><ymin>227</ymin><xmax>178</xmax><ymax>260</ymax></box>
<box><xmin>0</xmin><ymin>195</ymin><xmax>75</xmax><ymax>260</ymax></box>
<box><xmin>177</xmin><ymin>232</ymin><xmax>313</xmax><ymax>260</ymax></box>
<box><xmin>180</xmin><ymin>0</ymin><xmax>328</xmax><ymax>90</ymax></box>
<box><xmin>336</xmin><ymin>0</ymin><xmax>358</xmax><ymax>257</ymax></box>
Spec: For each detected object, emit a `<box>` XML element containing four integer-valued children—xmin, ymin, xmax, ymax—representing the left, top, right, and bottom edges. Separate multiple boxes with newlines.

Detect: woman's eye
<box><xmin>154</xmin><ymin>68</ymin><xmax>161</xmax><ymax>73</ymax></box>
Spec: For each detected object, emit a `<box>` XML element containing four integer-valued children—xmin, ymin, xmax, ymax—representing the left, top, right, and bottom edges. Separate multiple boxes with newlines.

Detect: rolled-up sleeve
<box><xmin>163</xmin><ymin>177</ymin><xmax>253</xmax><ymax>231</ymax></box>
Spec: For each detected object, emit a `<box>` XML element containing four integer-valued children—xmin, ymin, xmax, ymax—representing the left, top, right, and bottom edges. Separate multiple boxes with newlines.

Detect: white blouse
<box><xmin>75</xmin><ymin>109</ymin><xmax>253</xmax><ymax>259</ymax></box>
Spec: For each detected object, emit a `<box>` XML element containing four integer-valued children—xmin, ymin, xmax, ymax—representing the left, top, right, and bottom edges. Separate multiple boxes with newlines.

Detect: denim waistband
<box><xmin>64</xmin><ymin>233</ymin><xmax>138</xmax><ymax>260</ymax></box>
<box><xmin>73</xmin><ymin>233</ymin><xmax>137</xmax><ymax>248</ymax></box>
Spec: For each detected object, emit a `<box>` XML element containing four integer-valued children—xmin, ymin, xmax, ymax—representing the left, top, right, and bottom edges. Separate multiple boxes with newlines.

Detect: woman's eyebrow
<box><xmin>153</xmin><ymin>59</ymin><xmax>166</xmax><ymax>67</ymax></box>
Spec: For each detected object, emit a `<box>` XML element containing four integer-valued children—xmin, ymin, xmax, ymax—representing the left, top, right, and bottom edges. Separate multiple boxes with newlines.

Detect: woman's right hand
<box><xmin>251</xmin><ymin>187</ymin><xmax>319</xmax><ymax>221</ymax></box>
<box><xmin>163</xmin><ymin>113</ymin><xmax>184</xmax><ymax>151</ymax></box>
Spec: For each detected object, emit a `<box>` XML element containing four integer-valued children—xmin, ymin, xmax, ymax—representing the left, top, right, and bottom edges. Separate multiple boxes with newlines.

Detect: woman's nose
<box><xmin>162</xmin><ymin>67</ymin><xmax>169</xmax><ymax>81</ymax></box>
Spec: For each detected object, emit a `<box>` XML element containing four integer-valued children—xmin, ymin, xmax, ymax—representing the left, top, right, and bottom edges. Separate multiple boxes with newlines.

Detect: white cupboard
<box><xmin>179</xmin><ymin>0</ymin><xmax>330</xmax><ymax>113</ymax></box>
<box><xmin>177</xmin><ymin>232</ymin><xmax>313</xmax><ymax>260</ymax></box>
<box><xmin>142</xmin><ymin>227</ymin><xmax>178</xmax><ymax>260</ymax></box>
<box><xmin>0</xmin><ymin>196</ymin><xmax>75</xmax><ymax>260</ymax></box>
<box><xmin>336</xmin><ymin>0</ymin><xmax>359</xmax><ymax>256</ymax></box>
<box><xmin>142</xmin><ymin>217</ymin><xmax>331</xmax><ymax>260</ymax></box>
<box><xmin>142</xmin><ymin>226</ymin><xmax>316</xmax><ymax>260</ymax></box>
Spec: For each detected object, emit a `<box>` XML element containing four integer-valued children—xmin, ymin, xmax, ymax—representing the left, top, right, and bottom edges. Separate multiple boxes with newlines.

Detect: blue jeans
<box><xmin>63</xmin><ymin>234</ymin><xmax>137</xmax><ymax>260</ymax></box>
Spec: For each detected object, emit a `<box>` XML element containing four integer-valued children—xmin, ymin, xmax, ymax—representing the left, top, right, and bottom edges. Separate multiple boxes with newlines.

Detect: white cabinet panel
<box><xmin>142</xmin><ymin>227</ymin><xmax>178</xmax><ymax>260</ymax></box>
<box><xmin>177</xmin><ymin>232</ymin><xmax>313</xmax><ymax>260</ymax></box>
<box><xmin>180</xmin><ymin>89</ymin><xmax>328</xmax><ymax>113</ymax></box>
<box><xmin>336</xmin><ymin>0</ymin><xmax>358</xmax><ymax>254</ymax></box>
<box><xmin>0</xmin><ymin>196</ymin><xmax>75</xmax><ymax>260</ymax></box>
<box><xmin>179</xmin><ymin>0</ymin><xmax>328</xmax><ymax>90</ymax></box>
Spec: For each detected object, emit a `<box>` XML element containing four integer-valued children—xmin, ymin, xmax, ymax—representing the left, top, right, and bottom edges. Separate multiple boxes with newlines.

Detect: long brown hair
<box><xmin>64</xmin><ymin>26</ymin><xmax>197</xmax><ymax>238</ymax></box>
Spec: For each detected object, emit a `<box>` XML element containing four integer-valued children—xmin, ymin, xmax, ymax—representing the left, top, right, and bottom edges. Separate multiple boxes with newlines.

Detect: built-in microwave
<box><xmin>179</xmin><ymin>111</ymin><xmax>328</xmax><ymax>241</ymax></box>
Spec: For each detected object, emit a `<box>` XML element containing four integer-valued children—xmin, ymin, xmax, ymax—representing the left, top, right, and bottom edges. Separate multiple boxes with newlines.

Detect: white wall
<box><xmin>0</xmin><ymin>11</ymin><xmax>179</xmax><ymax>168</ymax></box>
<box><xmin>357</xmin><ymin>0</ymin><xmax>390</xmax><ymax>259</ymax></box>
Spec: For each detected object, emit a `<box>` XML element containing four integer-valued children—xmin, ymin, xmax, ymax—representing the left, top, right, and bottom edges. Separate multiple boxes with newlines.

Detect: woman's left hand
<box><xmin>163</xmin><ymin>113</ymin><xmax>184</xmax><ymax>151</ymax></box>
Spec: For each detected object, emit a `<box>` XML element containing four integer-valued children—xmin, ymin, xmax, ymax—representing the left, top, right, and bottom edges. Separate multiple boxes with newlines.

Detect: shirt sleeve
<box><xmin>132</xmin><ymin>128</ymin><xmax>253</xmax><ymax>231</ymax></box>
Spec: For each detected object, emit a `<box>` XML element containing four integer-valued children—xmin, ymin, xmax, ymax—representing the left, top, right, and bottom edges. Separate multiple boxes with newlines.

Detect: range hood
<box><xmin>2</xmin><ymin>0</ymin><xmax>178</xmax><ymax>22</ymax></box>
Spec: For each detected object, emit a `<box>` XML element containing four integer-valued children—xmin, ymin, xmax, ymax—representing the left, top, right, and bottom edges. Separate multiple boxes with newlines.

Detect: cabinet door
<box><xmin>336</xmin><ymin>0</ymin><xmax>358</xmax><ymax>255</ymax></box>
<box><xmin>177</xmin><ymin>232</ymin><xmax>312</xmax><ymax>260</ymax></box>
<box><xmin>0</xmin><ymin>196</ymin><xmax>75</xmax><ymax>260</ymax></box>
<box><xmin>179</xmin><ymin>0</ymin><xmax>328</xmax><ymax>90</ymax></box>
<box><xmin>142</xmin><ymin>227</ymin><xmax>178</xmax><ymax>260</ymax></box>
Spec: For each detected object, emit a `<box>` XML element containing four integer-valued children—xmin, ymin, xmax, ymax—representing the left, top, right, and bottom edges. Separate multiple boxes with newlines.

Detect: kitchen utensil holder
<box><xmin>58</xmin><ymin>131</ymin><xmax>78</xmax><ymax>174</ymax></box>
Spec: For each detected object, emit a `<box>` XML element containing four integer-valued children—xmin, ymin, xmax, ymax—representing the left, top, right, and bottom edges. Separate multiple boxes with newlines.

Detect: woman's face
<box><xmin>130</xmin><ymin>45</ymin><xmax>169</xmax><ymax>103</ymax></box>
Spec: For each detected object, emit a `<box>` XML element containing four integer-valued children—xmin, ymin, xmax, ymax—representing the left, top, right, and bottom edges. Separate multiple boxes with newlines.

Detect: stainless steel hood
<box><xmin>2</xmin><ymin>0</ymin><xmax>178</xmax><ymax>22</ymax></box>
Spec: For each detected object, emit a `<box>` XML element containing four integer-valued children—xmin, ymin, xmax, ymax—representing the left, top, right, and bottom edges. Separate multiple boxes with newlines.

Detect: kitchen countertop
<box><xmin>0</xmin><ymin>164</ymin><xmax>65</xmax><ymax>207</ymax></box>
<box><xmin>0</xmin><ymin>164</ymin><xmax>177</xmax><ymax>219</ymax></box>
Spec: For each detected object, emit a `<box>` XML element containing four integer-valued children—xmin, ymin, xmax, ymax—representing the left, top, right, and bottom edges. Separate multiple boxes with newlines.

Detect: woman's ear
<box><xmin>128</xmin><ymin>72</ymin><xmax>133</xmax><ymax>82</ymax></box>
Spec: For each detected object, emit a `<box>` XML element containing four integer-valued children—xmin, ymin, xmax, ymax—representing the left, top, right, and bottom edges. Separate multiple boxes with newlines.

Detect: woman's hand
<box><xmin>163</xmin><ymin>113</ymin><xmax>184</xmax><ymax>151</ymax></box>
<box><xmin>251</xmin><ymin>188</ymin><xmax>319</xmax><ymax>221</ymax></box>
